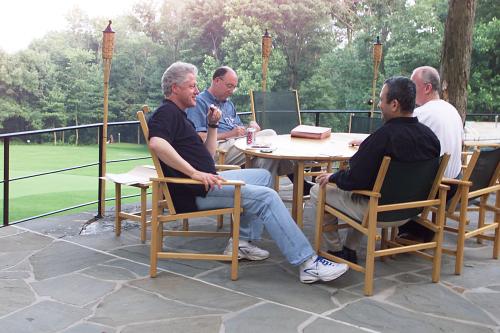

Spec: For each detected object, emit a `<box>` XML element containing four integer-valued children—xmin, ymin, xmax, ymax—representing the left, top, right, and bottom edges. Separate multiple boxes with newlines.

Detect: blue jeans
<box><xmin>195</xmin><ymin>169</ymin><xmax>314</xmax><ymax>265</ymax></box>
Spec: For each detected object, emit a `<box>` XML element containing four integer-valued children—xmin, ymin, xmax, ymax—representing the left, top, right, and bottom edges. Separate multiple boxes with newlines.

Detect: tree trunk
<box><xmin>440</xmin><ymin>0</ymin><xmax>476</xmax><ymax>123</ymax></box>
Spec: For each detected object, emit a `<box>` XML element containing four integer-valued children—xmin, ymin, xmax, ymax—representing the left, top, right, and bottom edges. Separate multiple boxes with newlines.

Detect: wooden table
<box><xmin>234</xmin><ymin>133</ymin><xmax>368</xmax><ymax>227</ymax></box>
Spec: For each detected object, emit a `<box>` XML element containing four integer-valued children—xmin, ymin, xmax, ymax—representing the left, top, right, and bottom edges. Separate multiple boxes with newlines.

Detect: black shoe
<box><xmin>328</xmin><ymin>246</ymin><xmax>358</xmax><ymax>264</ymax></box>
<box><xmin>287</xmin><ymin>173</ymin><xmax>315</xmax><ymax>196</ymax></box>
<box><xmin>303</xmin><ymin>180</ymin><xmax>315</xmax><ymax>196</ymax></box>
<box><xmin>398</xmin><ymin>220</ymin><xmax>434</xmax><ymax>242</ymax></box>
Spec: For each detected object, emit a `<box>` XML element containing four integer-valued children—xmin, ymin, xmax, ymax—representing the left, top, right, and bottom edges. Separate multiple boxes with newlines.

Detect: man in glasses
<box><xmin>187</xmin><ymin>66</ymin><xmax>314</xmax><ymax>194</ymax></box>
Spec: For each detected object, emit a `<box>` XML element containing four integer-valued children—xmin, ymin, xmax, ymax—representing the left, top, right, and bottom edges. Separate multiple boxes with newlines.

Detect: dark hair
<box><xmin>383</xmin><ymin>76</ymin><xmax>416</xmax><ymax>113</ymax></box>
<box><xmin>212</xmin><ymin>66</ymin><xmax>233</xmax><ymax>80</ymax></box>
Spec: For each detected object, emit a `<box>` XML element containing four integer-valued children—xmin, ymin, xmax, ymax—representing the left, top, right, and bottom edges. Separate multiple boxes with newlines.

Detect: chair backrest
<box><xmin>250</xmin><ymin>90</ymin><xmax>301</xmax><ymax>134</ymax></box>
<box><xmin>137</xmin><ymin>105</ymin><xmax>176</xmax><ymax>213</ymax></box>
<box><xmin>349</xmin><ymin>114</ymin><xmax>383</xmax><ymax>134</ymax></box>
<box><xmin>376</xmin><ymin>155</ymin><xmax>448</xmax><ymax>222</ymax></box>
<box><xmin>469</xmin><ymin>148</ymin><xmax>500</xmax><ymax>192</ymax></box>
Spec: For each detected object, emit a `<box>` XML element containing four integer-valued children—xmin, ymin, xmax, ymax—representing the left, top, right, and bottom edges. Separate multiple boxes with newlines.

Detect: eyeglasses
<box><xmin>217</xmin><ymin>77</ymin><xmax>238</xmax><ymax>90</ymax></box>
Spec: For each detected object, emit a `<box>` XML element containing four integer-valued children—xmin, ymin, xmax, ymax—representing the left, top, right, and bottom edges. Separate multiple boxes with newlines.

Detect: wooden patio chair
<box><xmin>314</xmin><ymin>154</ymin><xmax>450</xmax><ymax>296</ymax></box>
<box><xmin>348</xmin><ymin>114</ymin><xmax>383</xmax><ymax>134</ymax></box>
<box><xmin>137</xmin><ymin>107</ymin><xmax>245</xmax><ymax>280</ymax></box>
<box><xmin>440</xmin><ymin>148</ymin><xmax>500</xmax><ymax>275</ymax></box>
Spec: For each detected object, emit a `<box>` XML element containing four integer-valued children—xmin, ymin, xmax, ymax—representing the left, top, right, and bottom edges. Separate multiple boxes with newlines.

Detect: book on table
<box><xmin>290</xmin><ymin>125</ymin><xmax>331</xmax><ymax>139</ymax></box>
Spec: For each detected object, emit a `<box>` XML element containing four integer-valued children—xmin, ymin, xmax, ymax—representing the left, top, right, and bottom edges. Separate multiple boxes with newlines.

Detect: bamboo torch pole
<box><xmin>370</xmin><ymin>36</ymin><xmax>383</xmax><ymax>118</ymax></box>
<box><xmin>261</xmin><ymin>29</ymin><xmax>272</xmax><ymax>92</ymax></box>
<box><xmin>99</xmin><ymin>20</ymin><xmax>115</xmax><ymax>217</ymax></box>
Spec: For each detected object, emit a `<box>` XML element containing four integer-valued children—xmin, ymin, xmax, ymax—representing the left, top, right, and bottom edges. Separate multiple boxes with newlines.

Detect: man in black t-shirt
<box><xmin>310</xmin><ymin>77</ymin><xmax>440</xmax><ymax>263</ymax></box>
<box><xmin>147</xmin><ymin>61</ymin><xmax>349</xmax><ymax>284</ymax></box>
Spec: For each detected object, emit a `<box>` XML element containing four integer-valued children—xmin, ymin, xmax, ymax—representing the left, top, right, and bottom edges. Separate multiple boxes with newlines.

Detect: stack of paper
<box><xmin>106</xmin><ymin>165</ymin><xmax>157</xmax><ymax>185</ymax></box>
<box><xmin>291</xmin><ymin>125</ymin><xmax>331</xmax><ymax>139</ymax></box>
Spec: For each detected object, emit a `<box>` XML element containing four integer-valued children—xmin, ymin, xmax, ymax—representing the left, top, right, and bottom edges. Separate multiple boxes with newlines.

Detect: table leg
<box><xmin>292</xmin><ymin>161</ymin><xmax>305</xmax><ymax>228</ymax></box>
<box><xmin>245</xmin><ymin>154</ymin><xmax>252</xmax><ymax>168</ymax></box>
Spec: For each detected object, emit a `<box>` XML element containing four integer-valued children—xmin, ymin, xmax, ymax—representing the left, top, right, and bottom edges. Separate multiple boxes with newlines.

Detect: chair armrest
<box><xmin>216</xmin><ymin>164</ymin><xmax>241</xmax><ymax>171</ymax></box>
<box><xmin>151</xmin><ymin>177</ymin><xmax>245</xmax><ymax>186</ymax></box>
<box><xmin>351</xmin><ymin>190</ymin><xmax>381</xmax><ymax>198</ymax></box>
<box><xmin>442</xmin><ymin>177</ymin><xmax>472</xmax><ymax>186</ymax></box>
<box><xmin>324</xmin><ymin>183</ymin><xmax>381</xmax><ymax>198</ymax></box>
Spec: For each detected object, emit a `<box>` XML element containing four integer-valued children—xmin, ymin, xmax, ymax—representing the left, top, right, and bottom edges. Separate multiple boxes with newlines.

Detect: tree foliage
<box><xmin>0</xmin><ymin>0</ymin><xmax>497</xmax><ymax>137</ymax></box>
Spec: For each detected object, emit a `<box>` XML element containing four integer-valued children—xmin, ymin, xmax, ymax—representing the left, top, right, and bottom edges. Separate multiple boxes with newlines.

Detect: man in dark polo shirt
<box><xmin>310</xmin><ymin>76</ymin><xmax>440</xmax><ymax>263</ymax></box>
<box><xmin>147</xmin><ymin>61</ymin><xmax>349</xmax><ymax>283</ymax></box>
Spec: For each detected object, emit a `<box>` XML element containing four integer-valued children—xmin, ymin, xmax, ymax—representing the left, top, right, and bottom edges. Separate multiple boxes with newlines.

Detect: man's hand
<box><xmin>208</xmin><ymin>104</ymin><xmax>222</xmax><ymax>124</ymax></box>
<box><xmin>248</xmin><ymin>121</ymin><xmax>261</xmax><ymax>132</ymax></box>
<box><xmin>316</xmin><ymin>173</ymin><xmax>333</xmax><ymax>187</ymax></box>
<box><xmin>229</xmin><ymin>126</ymin><xmax>246</xmax><ymax>137</ymax></box>
<box><xmin>190</xmin><ymin>170</ymin><xmax>225</xmax><ymax>191</ymax></box>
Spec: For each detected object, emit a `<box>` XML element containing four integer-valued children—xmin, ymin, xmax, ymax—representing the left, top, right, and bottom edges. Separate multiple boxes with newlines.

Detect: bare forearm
<box><xmin>205</xmin><ymin>127</ymin><xmax>218</xmax><ymax>157</ymax></box>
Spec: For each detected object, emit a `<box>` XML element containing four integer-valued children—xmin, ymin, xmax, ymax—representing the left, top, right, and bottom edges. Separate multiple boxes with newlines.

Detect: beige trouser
<box><xmin>217</xmin><ymin>129</ymin><xmax>294</xmax><ymax>185</ymax></box>
<box><xmin>310</xmin><ymin>183</ymin><xmax>368</xmax><ymax>252</ymax></box>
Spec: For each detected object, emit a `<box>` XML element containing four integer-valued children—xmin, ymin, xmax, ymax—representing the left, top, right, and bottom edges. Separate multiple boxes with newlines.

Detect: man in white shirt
<box><xmin>398</xmin><ymin>66</ymin><xmax>464</xmax><ymax>241</ymax></box>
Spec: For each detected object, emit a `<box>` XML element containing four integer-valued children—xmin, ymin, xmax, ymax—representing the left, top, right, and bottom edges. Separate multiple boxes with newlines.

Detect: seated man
<box><xmin>187</xmin><ymin>66</ymin><xmax>313</xmax><ymax>193</ymax></box>
<box><xmin>310</xmin><ymin>76</ymin><xmax>440</xmax><ymax>263</ymax></box>
<box><xmin>397</xmin><ymin>66</ymin><xmax>464</xmax><ymax>241</ymax></box>
<box><xmin>148</xmin><ymin>61</ymin><xmax>348</xmax><ymax>283</ymax></box>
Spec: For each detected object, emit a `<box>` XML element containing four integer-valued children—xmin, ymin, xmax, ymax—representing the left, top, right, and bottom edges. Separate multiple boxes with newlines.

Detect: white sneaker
<box><xmin>300</xmin><ymin>255</ymin><xmax>348</xmax><ymax>283</ymax></box>
<box><xmin>223</xmin><ymin>238</ymin><xmax>270</xmax><ymax>261</ymax></box>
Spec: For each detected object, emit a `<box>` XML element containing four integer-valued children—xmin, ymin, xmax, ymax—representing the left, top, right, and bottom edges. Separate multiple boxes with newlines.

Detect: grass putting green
<box><xmin>0</xmin><ymin>143</ymin><xmax>152</xmax><ymax>223</ymax></box>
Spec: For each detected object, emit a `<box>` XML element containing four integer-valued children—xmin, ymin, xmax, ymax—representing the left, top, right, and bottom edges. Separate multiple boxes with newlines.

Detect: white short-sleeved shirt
<box><xmin>414</xmin><ymin>100</ymin><xmax>464</xmax><ymax>178</ymax></box>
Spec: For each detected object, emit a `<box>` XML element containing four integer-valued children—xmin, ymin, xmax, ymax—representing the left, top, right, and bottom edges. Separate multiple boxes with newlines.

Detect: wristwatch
<box><xmin>208</xmin><ymin>123</ymin><xmax>219</xmax><ymax>128</ymax></box>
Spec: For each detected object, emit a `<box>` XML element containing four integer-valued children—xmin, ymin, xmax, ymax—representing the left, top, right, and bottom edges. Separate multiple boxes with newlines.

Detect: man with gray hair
<box><xmin>398</xmin><ymin>66</ymin><xmax>464</xmax><ymax>241</ymax></box>
<box><xmin>147</xmin><ymin>61</ymin><xmax>349</xmax><ymax>284</ymax></box>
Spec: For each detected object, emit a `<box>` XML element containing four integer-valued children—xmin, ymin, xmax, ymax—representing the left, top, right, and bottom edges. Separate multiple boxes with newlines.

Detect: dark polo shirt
<box><xmin>148</xmin><ymin>99</ymin><xmax>217</xmax><ymax>213</ymax></box>
<box><xmin>330</xmin><ymin>117</ymin><xmax>440</xmax><ymax>191</ymax></box>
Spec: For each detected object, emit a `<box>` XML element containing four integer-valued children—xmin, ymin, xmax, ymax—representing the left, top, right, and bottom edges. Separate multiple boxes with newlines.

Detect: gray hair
<box><xmin>161</xmin><ymin>62</ymin><xmax>198</xmax><ymax>97</ymax></box>
<box><xmin>414</xmin><ymin>66</ymin><xmax>441</xmax><ymax>92</ymax></box>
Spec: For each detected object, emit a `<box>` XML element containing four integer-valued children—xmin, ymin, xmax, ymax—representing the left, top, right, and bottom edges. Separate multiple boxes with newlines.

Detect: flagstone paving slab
<box><xmin>0</xmin><ymin>300</ymin><xmax>91</xmax><ymax>333</ymax></box>
<box><xmin>329</xmin><ymin>298</ymin><xmax>495</xmax><ymax>333</ymax></box>
<box><xmin>62</xmin><ymin>322</ymin><xmax>116</xmax><ymax>333</ymax></box>
<box><xmin>30</xmin><ymin>241</ymin><xmax>111</xmax><ymax>280</ymax></box>
<box><xmin>89</xmin><ymin>285</ymin><xmax>222</xmax><ymax>327</ymax></box>
<box><xmin>386</xmin><ymin>283</ymin><xmax>496</xmax><ymax>325</ymax></box>
<box><xmin>121</xmin><ymin>316</ymin><xmax>222</xmax><ymax>333</ymax></box>
<box><xmin>0</xmin><ymin>279</ymin><xmax>36</xmax><ymax>317</ymax></box>
<box><xmin>81</xmin><ymin>264</ymin><xmax>138</xmax><ymax>280</ymax></box>
<box><xmin>465</xmin><ymin>291</ymin><xmax>500</xmax><ymax>322</ymax></box>
<box><xmin>31</xmin><ymin>273</ymin><xmax>116</xmax><ymax>306</ymax></box>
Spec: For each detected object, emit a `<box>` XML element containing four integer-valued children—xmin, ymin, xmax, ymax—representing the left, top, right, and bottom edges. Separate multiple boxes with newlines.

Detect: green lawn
<box><xmin>0</xmin><ymin>143</ymin><xmax>152</xmax><ymax>223</ymax></box>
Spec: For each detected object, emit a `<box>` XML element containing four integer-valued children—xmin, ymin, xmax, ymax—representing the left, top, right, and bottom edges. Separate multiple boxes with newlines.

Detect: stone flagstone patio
<box><xmin>0</xmin><ymin>188</ymin><xmax>499</xmax><ymax>333</ymax></box>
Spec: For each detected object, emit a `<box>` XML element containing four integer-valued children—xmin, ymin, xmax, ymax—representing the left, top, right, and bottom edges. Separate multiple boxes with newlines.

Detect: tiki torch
<box><xmin>261</xmin><ymin>29</ymin><xmax>272</xmax><ymax>92</ymax></box>
<box><xmin>370</xmin><ymin>36</ymin><xmax>383</xmax><ymax>118</ymax></box>
<box><xmin>99</xmin><ymin>20</ymin><xmax>115</xmax><ymax>217</ymax></box>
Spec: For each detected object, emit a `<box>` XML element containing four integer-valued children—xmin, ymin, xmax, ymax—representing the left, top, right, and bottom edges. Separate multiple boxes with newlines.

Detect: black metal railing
<box><xmin>1</xmin><ymin>121</ymin><xmax>149</xmax><ymax>226</ymax></box>
<box><xmin>1</xmin><ymin>110</ymin><xmax>498</xmax><ymax>227</ymax></box>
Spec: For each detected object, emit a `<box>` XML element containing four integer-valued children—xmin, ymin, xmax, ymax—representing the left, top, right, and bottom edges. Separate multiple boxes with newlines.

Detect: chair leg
<box><xmin>364</xmin><ymin>200</ymin><xmax>377</xmax><ymax>296</ymax></box>
<box><xmin>477</xmin><ymin>197</ymin><xmax>487</xmax><ymax>244</ymax></box>
<box><xmin>274</xmin><ymin>175</ymin><xmax>280</xmax><ymax>192</ymax></box>
<box><xmin>381</xmin><ymin>228</ymin><xmax>388</xmax><ymax>262</ymax></box>
<box><xmin>493</xmin><ymin>192</ymin><xmax>500</xmax><ymax>259</ymax></box>
<box><xmin>231</xmin><ymin>187</ymin><xmax>242</xmax><ymax>281</ymax></box>
<box><xmin>182</xmin><ymin>218</ymin><xmax>189</xmax><ymax>231</ymax></box>
<box><xmin>150</xmin><ymin>183</ymin><xmax>160</xmax><ymax>278</ymax></box>
<box><xmin>455</xmin><ymin>190</ymin><xmax>469</xmax><ymax>275</ymax></box>
<box><xmin>432</xmin><ymin>189</ymin><xmax>446</xmax><ymax>282</ymax></box>
<box><xmin>217</xmin><ymin>215</ymin><xmax>224</xmax><ymax>230</ymax></box>
<box><xmin>140</xmin><ymin>187</ymin><xmax>147</xmax><ymax>243</ymax></box>
<box><xmin>115</xmin><ymin>183</ymin><xmax>122</xmax><ymax>237</ymax></box>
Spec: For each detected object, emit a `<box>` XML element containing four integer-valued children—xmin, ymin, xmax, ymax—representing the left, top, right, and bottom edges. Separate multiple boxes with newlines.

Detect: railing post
<box><xmin>315</xmin><ymin>113</ymin><xmax>320</xmax><ymax>127</ymax></box>
<box><xmin>3</xmin><ymin>138</ymin><xmax>9</xmax><ymax>226</ymax></box>
<box><xmin>97</xmin><ymin>125</ymin><xmax>104</xmax><ymax>218</ymax></box>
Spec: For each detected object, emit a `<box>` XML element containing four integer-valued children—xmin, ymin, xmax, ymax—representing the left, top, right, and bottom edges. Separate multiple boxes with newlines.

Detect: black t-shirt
<box><xmin>331</xmin><ymin>117</ymin><xmax>441</xmax><ymax>191</ymax></box>
<box><xmin>148</xmin><ymin>99</ymin><xmax>217</xmax><ymax>212</ymax></box>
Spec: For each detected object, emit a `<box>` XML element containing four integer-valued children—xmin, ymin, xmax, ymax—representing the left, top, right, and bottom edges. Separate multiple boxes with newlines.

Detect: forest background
<box><xmin>0</xmin><ymin>0</ymin><xmax>498</xmax><ymax>143</ymax></box>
